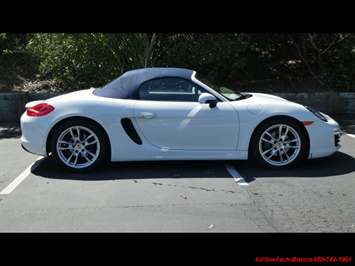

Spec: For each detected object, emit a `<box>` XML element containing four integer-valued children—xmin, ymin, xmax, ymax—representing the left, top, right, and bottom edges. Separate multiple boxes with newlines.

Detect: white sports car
<box><xmin>20</xmin><ymin>67</ymin><xmax>341</xmax><ymax>172</ymax></box>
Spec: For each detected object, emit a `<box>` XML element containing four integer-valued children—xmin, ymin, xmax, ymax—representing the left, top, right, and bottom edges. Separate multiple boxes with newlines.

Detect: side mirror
<box><xmin>198</xmin><ymin>93</ymin><xmax>218</xmax><ymax>108</ymax></box>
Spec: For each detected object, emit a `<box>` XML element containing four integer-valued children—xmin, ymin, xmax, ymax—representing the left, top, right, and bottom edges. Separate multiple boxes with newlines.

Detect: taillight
<box><xmin>27</xmin><ymin>103</ymin><xmax>55</xmax><ymax>117</ymax></box>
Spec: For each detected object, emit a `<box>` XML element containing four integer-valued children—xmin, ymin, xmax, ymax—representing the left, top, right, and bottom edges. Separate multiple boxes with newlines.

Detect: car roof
<box><xmin>93</xmin><ymin>67</ymin><xmax>194</xmax><ymax>99</ymax></box>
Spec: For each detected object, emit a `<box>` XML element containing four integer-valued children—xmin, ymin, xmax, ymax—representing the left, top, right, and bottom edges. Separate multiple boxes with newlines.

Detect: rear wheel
<box><xmin>250</xmin><ymin>118</ymin><xmax>307</xmax><ymax>169</ymax></box>
<box><xmin>50</xmin><ymin>120</ymin><xmax>109</xmax><ymax>173</ymax></box>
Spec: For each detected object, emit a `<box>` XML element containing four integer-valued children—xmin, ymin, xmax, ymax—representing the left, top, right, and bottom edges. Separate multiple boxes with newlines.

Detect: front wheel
<box><xmin>250</xmin><ymin>118</ymin><xmax>308</xmax><ymax>169</ymax></box>
<box><xmin>50</xmin><ymin>120</ymin><xmax>109</xmax><ymax>173</ymax></box>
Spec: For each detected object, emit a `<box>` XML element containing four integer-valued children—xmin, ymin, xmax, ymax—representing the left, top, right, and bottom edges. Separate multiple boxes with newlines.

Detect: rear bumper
<box><xmin>20</xmin><ymin>113</ymin><xmax>49</xmax><ymax>157</ymax></box>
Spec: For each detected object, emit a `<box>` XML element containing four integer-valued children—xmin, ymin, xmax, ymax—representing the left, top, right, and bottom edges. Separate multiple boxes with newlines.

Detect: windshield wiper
<box><xmin>233</xmin><ymin>92</ymin><xmax>252</xmax><ymax>101</ymax></box>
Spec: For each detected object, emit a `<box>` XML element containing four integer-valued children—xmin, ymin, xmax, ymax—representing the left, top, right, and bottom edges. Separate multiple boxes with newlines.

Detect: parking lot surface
<box><xmin>0</xmin><ymin>114</ymin><xmax>354</xmax><ymax>232</ymax></box>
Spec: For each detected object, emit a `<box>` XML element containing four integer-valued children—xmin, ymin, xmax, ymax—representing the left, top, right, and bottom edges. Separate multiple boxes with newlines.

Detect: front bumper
<box><xmin>307</xmin><ymin>115</ymin><xmax>341</xmax><ymax>159</ymax></box>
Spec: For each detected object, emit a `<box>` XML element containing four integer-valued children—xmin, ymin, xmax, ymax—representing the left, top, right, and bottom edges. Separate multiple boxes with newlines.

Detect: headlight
<box><xmin>304</xmin><ymin>106</ymin><xmax>327</xmax><ymax>122</ymax></box>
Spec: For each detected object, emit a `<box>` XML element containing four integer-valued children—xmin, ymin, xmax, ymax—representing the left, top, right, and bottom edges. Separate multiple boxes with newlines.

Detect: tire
<box><xmin>50</xmin><ymin>119</ymin><xmax>110</xmax><ymax>173</ymax></box>
<box><xmin>250</xmin><ymin>117</ymin><xmax>307</xmax><ymax>169</ymax></box>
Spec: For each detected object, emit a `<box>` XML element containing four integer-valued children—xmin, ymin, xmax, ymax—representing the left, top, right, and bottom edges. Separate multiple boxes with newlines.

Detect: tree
<box><xmin>0</xmin><ymin>33</ymin><xmax>39</xmax><ymax>91</ymax></box>
<box><xmin>27</xmin><ymin>33</ymin><xmax>159</xmax><ymax>91</ymax></box>
<box><xmin>288</xmin><ymin>33</ymin><xmax>355</xmax><ymax>91</ymax></box>
<box><xmin>4</xmin><ymin>32</ymin><xmax>351</xmax><ymax>93</ymax></box>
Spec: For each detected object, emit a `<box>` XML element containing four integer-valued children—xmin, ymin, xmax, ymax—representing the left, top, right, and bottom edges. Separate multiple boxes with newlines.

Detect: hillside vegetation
<box><xmin>1</xmin><ymin>33</ymin><xmax>354</xmax><ymax>93</ymax></box>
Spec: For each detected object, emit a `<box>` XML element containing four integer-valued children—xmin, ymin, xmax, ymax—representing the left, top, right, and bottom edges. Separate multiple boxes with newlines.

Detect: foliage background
<box><xmin>1</xmin><ymin>33</ymin><xmax>354</xmax><ymax>93</ymax></box>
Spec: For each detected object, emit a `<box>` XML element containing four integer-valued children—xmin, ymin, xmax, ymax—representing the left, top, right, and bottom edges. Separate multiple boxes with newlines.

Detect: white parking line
<box><xmin>343</xmin><ymin>132</ymin><xmax>355</xmax><ymax>138</ymax></box>
<box><xmin>0</xmin><ymin>156</ymin><xmax>43</xmax><ymax>195</ymax></box>
<box><xmin>224</xmin><ymin>162</ymin><xmax>248</xmax><ymax>186</ymax></box>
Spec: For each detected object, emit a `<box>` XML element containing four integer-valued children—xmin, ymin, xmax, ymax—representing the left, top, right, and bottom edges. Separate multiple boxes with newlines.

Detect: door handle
<box><xmin>137</xmin><ymin>112</ymin><xmax>157</xmax><ymax>119</ymax></box>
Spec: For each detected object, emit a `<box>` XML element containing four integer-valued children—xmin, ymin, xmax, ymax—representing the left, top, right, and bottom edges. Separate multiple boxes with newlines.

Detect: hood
<box><xmin>231</xmin><ymin>92</ymin><xmax>303</xmax><ymax>115</ymax></box>
<box><xmin>244</xmin><ymin>92</ymin><xmax>290</xmax><ymax>104</ymax></box>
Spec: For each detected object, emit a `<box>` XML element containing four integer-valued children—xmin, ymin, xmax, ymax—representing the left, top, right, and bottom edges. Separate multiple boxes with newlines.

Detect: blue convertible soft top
<box><xmin>93</xmin><ymin>67</ymin><xmax>194</xmax><ymax>99</ymax></box>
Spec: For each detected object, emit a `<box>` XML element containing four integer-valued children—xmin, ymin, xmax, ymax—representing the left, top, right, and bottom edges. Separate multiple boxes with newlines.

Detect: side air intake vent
<box><xmin>121</xmin><ymin>118</ymin><xmax>143</xmax><ymax>145</ymax></box>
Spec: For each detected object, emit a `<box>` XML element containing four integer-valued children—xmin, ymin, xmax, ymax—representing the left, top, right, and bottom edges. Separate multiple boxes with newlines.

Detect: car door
<box><xmin>132</xmin><ymin>77</ymin><xmax>239</xmax><ymax>150</ymax></box>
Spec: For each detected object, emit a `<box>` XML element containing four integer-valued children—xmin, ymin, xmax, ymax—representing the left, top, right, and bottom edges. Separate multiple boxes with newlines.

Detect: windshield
<box><xmin>194</xmin><ymin>73</ymin><xmax>244</xmax><ymax>101</ymax></box>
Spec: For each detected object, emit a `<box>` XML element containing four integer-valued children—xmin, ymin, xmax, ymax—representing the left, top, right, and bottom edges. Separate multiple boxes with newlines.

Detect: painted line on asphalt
<box><xmin>224</xmin><ymin>162</ymin><xmax>248</xmax><ymax>186</ymax></box>
<box><xmin>0</xmin><ymin>156</ymin><xmax>43</xmax><ymax>195</ymax></box>
<box><xmin>344</xmin><ymin>132</ymin><xmax>355</xmax><ymax>139</ymax></box>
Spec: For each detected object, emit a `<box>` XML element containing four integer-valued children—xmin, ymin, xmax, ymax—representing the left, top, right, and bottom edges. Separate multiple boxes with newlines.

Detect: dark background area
<box><xmin>1</xmin><ymin>33</ymin><xmax>354</xmax><ymax>94</ymax></box>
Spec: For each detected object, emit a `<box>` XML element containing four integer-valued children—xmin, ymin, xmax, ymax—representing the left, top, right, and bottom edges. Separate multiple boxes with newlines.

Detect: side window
<box><xmin>139</xmin><ymin>77</ymin><xmax>205</xmax><ymax>102</ymax></box>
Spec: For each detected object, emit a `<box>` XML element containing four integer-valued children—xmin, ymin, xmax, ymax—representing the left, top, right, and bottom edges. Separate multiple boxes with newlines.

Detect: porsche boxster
<box><xmin>20</xmin><ymin>67</ymin><xmax>342</xmax><ymax>172</ymax></box>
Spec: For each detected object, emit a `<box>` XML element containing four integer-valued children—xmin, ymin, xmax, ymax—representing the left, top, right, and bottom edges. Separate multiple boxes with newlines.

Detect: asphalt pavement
<box><xmin>1</xmin><ymin>114</ymin><xmax>354</xmax><ymax>234</ymax></box>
